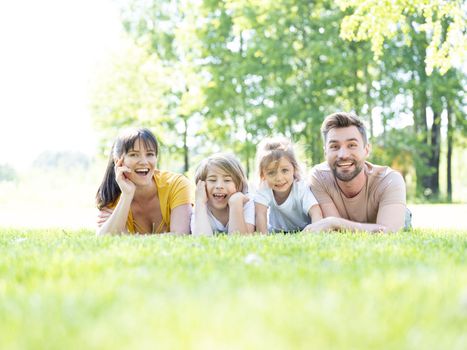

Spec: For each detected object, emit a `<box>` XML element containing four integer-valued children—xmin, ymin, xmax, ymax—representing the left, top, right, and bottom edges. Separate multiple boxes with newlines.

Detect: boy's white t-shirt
<box><xmin>254</xmin><ymin>180</ymin><xmax>318</xmax><ymax>233</ymax></box>
<box><xmin>190</xmin><ymin>198</ymin><xmax>255</xmax><ymax>234</ymax></box>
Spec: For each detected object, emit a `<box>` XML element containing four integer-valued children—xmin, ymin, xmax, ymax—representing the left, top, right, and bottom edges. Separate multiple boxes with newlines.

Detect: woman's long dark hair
<box><xmin>96</xmin><ymin>128</ymin><xmax>159</xmax><ymax>209</ymax></box>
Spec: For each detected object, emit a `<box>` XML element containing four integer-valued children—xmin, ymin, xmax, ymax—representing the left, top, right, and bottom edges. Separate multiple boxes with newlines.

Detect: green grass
<box><xmin>1</xmin><ymin>229</ymin><xmax>466</xmax><ymax>350</ymax></box>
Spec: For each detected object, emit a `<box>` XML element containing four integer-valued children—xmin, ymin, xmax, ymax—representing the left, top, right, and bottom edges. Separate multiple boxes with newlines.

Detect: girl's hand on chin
<box><xmin>228</xmin><ymin>192</ymin><xmax>249</xmax><ymax>206</ymax></box>
<box><xmin>114</xmin><ymin>157</ymin><xmax>136</xmax><ymax>195</ymax></box>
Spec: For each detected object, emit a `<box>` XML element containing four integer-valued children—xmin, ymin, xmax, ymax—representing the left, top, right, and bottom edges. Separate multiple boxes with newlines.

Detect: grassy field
<box><xmin>1</xmin><ymin>229</ymin><xmax>466</xmax><ymax>350</ymax></box>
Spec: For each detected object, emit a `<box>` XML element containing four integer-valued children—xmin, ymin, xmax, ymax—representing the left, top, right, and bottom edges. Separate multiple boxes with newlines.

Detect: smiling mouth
<box><xmin>135</xmin><ymin>168</ymin><xmax>150</xmax><ymax>176</ymax></box>
<box><xmin>212</xmin><ymin>193</ymin><xmax>227</xmax><ymax>199</ymax></box>
<box><xmin>336</xmin><ymin>161</ymin><xmax>354</xmax><ymax>168</ymax></box>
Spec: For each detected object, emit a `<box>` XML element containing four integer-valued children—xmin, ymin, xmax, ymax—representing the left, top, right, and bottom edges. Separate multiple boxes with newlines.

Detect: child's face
<box><xmin>262</xmin><ymin>157</ymin><xmax>295</xmax><ymax>194</ymax></box>
<box><xmin>205</xmin><ymin>166</ymin><xmax>238</xmax><ymax>210</ymax></box>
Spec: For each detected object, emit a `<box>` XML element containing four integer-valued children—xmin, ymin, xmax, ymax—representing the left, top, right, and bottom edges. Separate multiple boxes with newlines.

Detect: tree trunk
<box><xmin>446</xmin><ymin>103</ymin><xmax>453</xmax><ymax>202</ymax></box>
<box><xmin>183</xmin><ymin>116</ymin><xmax>189</xmax><ymax>173</ymax></box>
<box><xmin>364</xmin><ymin>62</ymin><xmax>374</xmax><ymax>142</ymax></box>
<box><xmin>429</xmin><ymin>110</ymin><xmax>441</xmax><ymax>197</ymax></box>
<box><xmin>408</xmin><ymin>21</ymin><xmax>431</xmax><ymax>198</ymax></box>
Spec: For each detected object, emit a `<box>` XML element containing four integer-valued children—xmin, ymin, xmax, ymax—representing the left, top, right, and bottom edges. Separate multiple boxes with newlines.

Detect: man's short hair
<box><xmin>321</xmin><ymin>112</ymin><xmax>368</xmax><ymax>145</ymax></box>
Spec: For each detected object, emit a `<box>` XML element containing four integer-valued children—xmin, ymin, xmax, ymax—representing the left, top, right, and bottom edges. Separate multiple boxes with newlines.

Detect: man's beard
<box><xmin>332</xmin><ymin>160</ymin><xmax>363</xmax><ymax>182</ymax></box>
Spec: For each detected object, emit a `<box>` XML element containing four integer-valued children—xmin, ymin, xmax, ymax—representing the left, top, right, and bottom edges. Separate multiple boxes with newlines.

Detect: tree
<box><xmin>91</xmin><ymin>37</ymin><xmax>174</xmax><ymax>156</ymax></box>
<box><xmin>339</xmin><ymin>0</ymin><xmax>466</xmax><ymax>200</ymax></box>
<box><xmin>197</xmin><ymin>0</ymin><xmax>378</xmax><ymax>173</ymax></box>
<box><xmin>338</xmin><ymin>0</ymin><xmax>467</xmax><ymax>75</ymax></box>
<box><xmin>117</xmin><ymin>0</ymin><xmax>204</xmax><ymax>172</ymax></box>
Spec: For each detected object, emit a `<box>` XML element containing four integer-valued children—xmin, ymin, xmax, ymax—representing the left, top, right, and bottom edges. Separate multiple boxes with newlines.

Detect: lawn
<box><xmin>0</xmin><ymin>229</ymin><xmax>466</xmax><ymax>350</ymax></box>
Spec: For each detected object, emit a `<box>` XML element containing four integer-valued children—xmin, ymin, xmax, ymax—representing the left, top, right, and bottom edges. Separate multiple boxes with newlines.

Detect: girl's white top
<box><xmin>254</xmin><ymin>180</ymin><xmax>318</xmax><ymax>233</ymax></box>
<box><xmin>191</xmin><ymin>198</ymin><xmax>255</xmax><ymax>234</ymax></box>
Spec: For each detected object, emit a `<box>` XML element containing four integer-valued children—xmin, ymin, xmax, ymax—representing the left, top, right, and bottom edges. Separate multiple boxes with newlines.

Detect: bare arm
<box><xmin>96</xmin><ymin>194</ymin><xmax>132</xmax><ymax>235</ymax></box>
<box><xmin>192</xmin><ymin>180</ymin><xmax>213</xmax><ymax>236</ymax></box>
<box><xmin>169</xmin><ymin>204</ymin><xmax>192</xmax><ymax>234</ymax></box>
<box><xmin>228</xmin><ymin>193</ymin><xmax>254</xmax><ymax>235</ymax></box>
<box><xmin>255</xmin><ymin>203</ymin><xmax>268</xmax><ymax>234</ymax></box>
<box><xmin>376</xmin><ymin>203</ymin><xmax>406</xmax><ymax>232</ymax></box>
<box><xmin>96</xmin><ymin>158</ymin><xmax>135</xmax><ymax>235</ymax></box>
<box><xmin>306</xmin><ymin>201</ymin><xmax>384</xmax><ymax>233</ymax></box>
<box><xmin>309</xmin><ymin>204</ymin><xmax>323</xmax><ymax>222</ymax></box>
<box><xmin>302</xmin><ymin>204</ymin><xmax>324</xmax><ymax>233</ymax></box>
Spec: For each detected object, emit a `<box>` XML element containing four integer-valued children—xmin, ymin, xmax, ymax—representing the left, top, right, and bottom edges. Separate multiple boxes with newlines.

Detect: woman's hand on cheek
<box><xmin>114</xmin><ymin>157</ymin><xmax>136</xmax><ymax>195</ymax></box>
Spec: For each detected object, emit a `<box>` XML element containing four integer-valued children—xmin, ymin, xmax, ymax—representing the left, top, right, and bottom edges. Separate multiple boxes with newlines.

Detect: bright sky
<box><xmin>0</xmin><ymin>0</ymin><xmax>123</xmax><ymax>168</ymax></box>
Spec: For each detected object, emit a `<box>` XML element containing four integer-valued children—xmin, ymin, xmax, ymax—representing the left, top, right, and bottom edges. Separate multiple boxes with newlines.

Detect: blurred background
<box><xmin>0</xmin><ymin>0</ymin><xmax>465</xmax><ymax>230</ymax></box>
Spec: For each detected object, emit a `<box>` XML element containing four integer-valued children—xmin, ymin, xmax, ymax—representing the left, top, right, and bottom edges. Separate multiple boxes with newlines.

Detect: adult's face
<box><xmin>324</xmin><ymin>126</ymin><xmax>369</xmax><ymax>182</ymax></box>
<box><xmin>121</xmin><ymin>139</ymin><xmax>157</xmax><ymax>187</ymax></box>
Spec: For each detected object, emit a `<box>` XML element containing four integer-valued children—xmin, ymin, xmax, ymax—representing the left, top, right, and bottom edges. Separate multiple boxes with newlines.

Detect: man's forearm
<box><xmin>331</xmin><ymin>217</ymin><xmax>386</xmax><ymax>233</ymax></box>
<box><xmin>303</xmin><ymin>217</ymin><xmax>386</xmax><ymax>233</ymax></box>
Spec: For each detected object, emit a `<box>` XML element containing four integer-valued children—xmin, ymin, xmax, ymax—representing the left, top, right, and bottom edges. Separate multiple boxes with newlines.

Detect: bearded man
<box><xmin>308</xmin><ymin>112</ymin><xmax>410</xmax><ymax>233</ymax></box>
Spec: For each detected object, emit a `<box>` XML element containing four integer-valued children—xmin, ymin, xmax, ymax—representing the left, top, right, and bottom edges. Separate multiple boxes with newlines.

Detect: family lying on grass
<box><xmin>96</xmin><ymin>112</ymin><xmax>410</xmax><ymax>235</ymax></box>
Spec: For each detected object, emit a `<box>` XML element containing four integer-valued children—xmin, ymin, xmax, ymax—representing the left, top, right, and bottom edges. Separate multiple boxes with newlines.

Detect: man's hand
<box><xmin>303</xmin><ymin>217</ymin><xmax>387</xmax><ymax>233</ymax></box>
<box><xmin>302</xmin><ymin>217</ymin><xmax>339</xmax><ymax>233</ymax></box>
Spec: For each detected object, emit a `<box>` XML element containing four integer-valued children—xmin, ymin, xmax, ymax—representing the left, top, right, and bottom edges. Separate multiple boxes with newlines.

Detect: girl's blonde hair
<box><xmin>256</xmin><ymin>136</ymin><xmax>301</xmax><ymax>180</ymax></box>
<box><xmin>194</xmin><ymin>153</ymin><xmax>249</xmax><ymax>193</ymax></box>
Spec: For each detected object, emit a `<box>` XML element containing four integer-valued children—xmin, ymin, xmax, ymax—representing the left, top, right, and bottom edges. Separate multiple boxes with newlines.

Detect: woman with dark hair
<box><xmin>96</xmin><ymin>128</ymin><xmax>192</xmax><ymax>235</ymax></box>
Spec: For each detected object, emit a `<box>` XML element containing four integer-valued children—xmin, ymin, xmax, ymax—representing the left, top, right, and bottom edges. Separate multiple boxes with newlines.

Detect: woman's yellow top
<box><xmin>110</xmin><ymin>170</ymin><xmax>192</xmax><ymax>234</ymax></box>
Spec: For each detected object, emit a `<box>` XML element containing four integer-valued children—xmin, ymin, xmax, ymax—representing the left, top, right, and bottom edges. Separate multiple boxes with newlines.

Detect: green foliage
<box><xmin>0</xmin><ymin>229</ymin><xmax>466</xmax><ymax>349</ymax></box>
<box><xmin>89</xmin><ymin>0</ymin><xmax>466</xmax><ymax>200</ymax></box>
<box><xmin>197</xmin><ymin>0</ymin><xmax>378</xmax><ymax>170</ymax></box>
<box><xmin>93</xmin><ymin>0</ymin><xmax>205</xmax><ymax>171</ymax></box>
<box><xmin>338</xmin><ymin>0</ymin><xmax>467</xmax><ymax>75</ymax></box>
<box><xmin>90</xmin><ymin>38</ymin><xmax>174</xmax><ymax>153</ymax></box>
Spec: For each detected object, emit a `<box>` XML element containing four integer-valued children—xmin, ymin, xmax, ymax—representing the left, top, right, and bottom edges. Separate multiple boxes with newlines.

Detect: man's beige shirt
<box><xmin>309</xmin><ymin>161</ymin><xmax>406</xmax><ymax>223</ymax></box>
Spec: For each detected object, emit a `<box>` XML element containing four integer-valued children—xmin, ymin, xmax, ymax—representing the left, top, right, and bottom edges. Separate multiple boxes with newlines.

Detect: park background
<box><xmin>0</xmin><ymin>2</ymin><xmax>466</xmax><ymax>350</ymax></box>
<box><xmin>0</xmin><ymin>0</ymin><xmax>466</xmax><ymax>229</ymax></box>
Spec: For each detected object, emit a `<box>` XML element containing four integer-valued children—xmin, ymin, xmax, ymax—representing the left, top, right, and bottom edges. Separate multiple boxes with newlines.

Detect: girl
<box><xmin>191</xmin><ymin>153</ymin><xmax>255</xmax><ymax>235</ymax></box>
<box><xmin>96</xmin><ymin>127</ymin><xmax>192</xmax><ymax>235</ymax></box>
<box><xmin>254</xmin><ymin>137</ymin><xmax>322</xmax><ymax>233</ymax></box>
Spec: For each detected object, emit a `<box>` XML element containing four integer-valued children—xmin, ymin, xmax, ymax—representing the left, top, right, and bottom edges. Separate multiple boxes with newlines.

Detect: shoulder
<box><xmin>243</xmin><ymin>199</ymin><xmax>256</xmax><ymax>224</ymax></box>
<box><xmin>293</xmin><ymin>179</ymin><xmax>312</xmax><ymax>192</ymax></box>
<box><xmin>244</xmin><ymin>198</ymin><xmax>255</xmax><ymax>211</ymax></box>
<box><xmin>366</xmin><ymin>162</ymin><xmax>405</xmax><ymax>193</ymax></box>
<box><xmin>155</xmin><ymin>170</ymin><xmax>190</xmax><ymax>188</ymax></box>
<box><xmin>366</xmin><ymin>162</ymin><xmax>404</xmax><ymax>184</ymax></box>
<box><xmin>310</xmin><ymin>162</ymin><xmax>333</xmax><ymax>185</ymax></box>
<box><xmin>253</xmin><ymin>184</ymin><xmax>272</xmax><ymax>204</ymax></box>
<box><xmin>310</xmin><ymin>162</ymin><xmax>331</xmax><ymax>174</ymax></box>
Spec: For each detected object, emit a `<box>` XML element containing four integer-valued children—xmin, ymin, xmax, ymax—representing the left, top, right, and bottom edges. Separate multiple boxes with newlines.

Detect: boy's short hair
<box><xmin>321</xmin><ymin>112</ymin><xmax>368</xmax><ymax>145</ymax></box>
<box><xmin>256</xmin><ymin>136</ymin><xmax>301</xmax><ymax>180</ymax></box>
<box><xmin>194</xmin><ymin>153</ymin><xmax>249</xmax><ymax>193</ymax></box>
